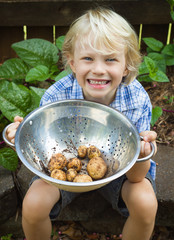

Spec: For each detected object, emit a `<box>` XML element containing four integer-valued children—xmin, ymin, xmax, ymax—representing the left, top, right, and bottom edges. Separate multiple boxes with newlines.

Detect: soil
<box><xmin>144</xmin><ymin>65</ymin><xmax>174</xmax><ymax>147</ymax></box>
<box><xmin>50</xmin><ymin>221</ymin><xmax>174</xmax><ymax>240</ymax></box>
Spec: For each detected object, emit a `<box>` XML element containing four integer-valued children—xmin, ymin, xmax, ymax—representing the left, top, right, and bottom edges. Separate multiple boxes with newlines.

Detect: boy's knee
<box><xmin>22</xmin><ymin>191</ymin><xmax>48</xmax><ymax>223</ymax></box>
<box><xmin>132</xmin><ymin>190</ymin><xmax>158</xmax><ymax>224</ymax></box>
<box><xmin>140</xmin><ymin>192</ymin><xmax>157</xmax><ymax>215</ymax></box>
<box><xmin>123</xmin><ymin>179</ymin><xmax>158</xmax><ymax>223</ymax></box>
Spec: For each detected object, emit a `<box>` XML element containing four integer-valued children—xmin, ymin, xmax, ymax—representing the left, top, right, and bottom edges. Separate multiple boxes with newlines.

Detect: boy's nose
<box><xmin>92</xmin><ymin>61</ymin><xmax>106</xmax><ymax>75</ymax></box>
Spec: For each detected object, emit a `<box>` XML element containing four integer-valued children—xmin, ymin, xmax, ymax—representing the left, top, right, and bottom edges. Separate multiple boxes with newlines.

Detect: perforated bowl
<box><xmin>3</xmin><ymin>100</ymin><xmax>154</xmax><ymax>192</ymax></box>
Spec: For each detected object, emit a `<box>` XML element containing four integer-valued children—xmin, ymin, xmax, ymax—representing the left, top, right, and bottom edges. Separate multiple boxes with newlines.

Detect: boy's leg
<box><xmin>22</xmin><ymin>179</ymin><xmax>60</xmax><ymax>240</ymax></box>
<box><xmin>121</xmin><ymin>178</ymin><xmax>158</xmax><ymax>240</ymax></box>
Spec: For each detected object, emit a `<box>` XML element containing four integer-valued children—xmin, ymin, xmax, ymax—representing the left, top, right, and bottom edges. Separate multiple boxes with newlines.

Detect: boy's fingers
<box><xmin>6</xmin><ymin>122</ymin><xmax>20</xmax><ymax>134</ymax></box>
<box><xmin>140</xmin><ymin>131</ymin><xmax>157</xmax><ymax>142</ymax></box>
<box><xmin>6</xmin><ymin>121</ymin><xmax>21</xmax><ymax>143</ymax></box>
<box><xmin>140</xmin><ymin>141</ymin><xmax>151</xmax><ymax>157</ymax></box>
<box><xmin>14</xmin><ymin>116</ymin><xmax>23</xmax><ymax>123</ymax></box>
<box><xmin>144</xmin><ymin>142</ymin><xmax>151</xmax><ymax>156</ymax></box>
<box><xmin>7</xmin><ymin>129</ymin><xmax>17</xmax><ymax>140</ymax></box>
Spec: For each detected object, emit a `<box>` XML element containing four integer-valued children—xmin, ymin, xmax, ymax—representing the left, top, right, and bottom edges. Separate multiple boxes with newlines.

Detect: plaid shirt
<box><xmin>40</xmin><ymin>74</ymin><xmax>156</xmax><ymax>180</ymax></box>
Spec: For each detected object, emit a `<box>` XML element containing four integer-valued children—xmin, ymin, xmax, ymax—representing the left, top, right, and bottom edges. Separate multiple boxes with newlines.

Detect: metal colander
<box><xmin>3</xmin><ymin>100</ymin><xmax>154</xmax><ymax>192</ymax></box>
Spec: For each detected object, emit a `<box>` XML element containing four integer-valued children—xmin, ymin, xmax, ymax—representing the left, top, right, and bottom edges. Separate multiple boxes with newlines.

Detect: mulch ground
<box><xmin>6</xmin><ymin>221</ymin><xmax>174</xmax><ymax>240</ymax></box>
<box><xmin>144</xmin><ymin>66</ymin><xmax>174</xmax><ymax>147</ymax></box>
<box><xmin>49</xmin><ymin>221</ymin><xmax>174</xmax><ymax>240</ymax></box>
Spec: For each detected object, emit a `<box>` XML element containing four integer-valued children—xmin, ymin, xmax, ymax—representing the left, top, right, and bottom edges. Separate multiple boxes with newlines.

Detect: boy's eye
<box><xmin>84</xmin><ymin>57</ymin><xmax>92</xmax><ymax>61</ymax></box>
<box><xmin>106</xmin><ymin>58</ymin><xmax>116</xmax><ymax>62</ymax></box>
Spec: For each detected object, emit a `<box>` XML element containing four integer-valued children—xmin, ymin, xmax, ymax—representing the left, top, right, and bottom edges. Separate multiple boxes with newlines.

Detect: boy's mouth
<box><xmin>87</xmin><ymin>79</ymin><xmax>110</xmax><ymax>85</ymax></box>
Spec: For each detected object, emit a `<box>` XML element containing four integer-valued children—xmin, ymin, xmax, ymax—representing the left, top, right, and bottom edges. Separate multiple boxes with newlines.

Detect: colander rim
<box><xmin>15</xmin><ymin>99</ymin><xmax>141</xmax><ymax>188</ymax></box>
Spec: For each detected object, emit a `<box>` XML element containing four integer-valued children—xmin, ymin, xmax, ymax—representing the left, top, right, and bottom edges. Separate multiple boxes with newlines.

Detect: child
<box><xmin>7</xmin><ymin>7</ymin><xmax>158</xmax><ymax>240</ymax></box>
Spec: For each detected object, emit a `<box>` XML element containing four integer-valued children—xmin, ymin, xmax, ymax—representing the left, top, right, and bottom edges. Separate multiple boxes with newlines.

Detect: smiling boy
<box><xmin>7</xmin><ymin>7</ymin><xmax>157</xmax><ymax>240</ymax></box>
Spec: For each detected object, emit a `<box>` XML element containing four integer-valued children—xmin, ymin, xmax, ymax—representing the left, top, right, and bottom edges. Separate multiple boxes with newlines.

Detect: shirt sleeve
<box><xmin>120</xmin><ymin>81</ymin><xmax>152</xmax><ymax>134</ymax></box>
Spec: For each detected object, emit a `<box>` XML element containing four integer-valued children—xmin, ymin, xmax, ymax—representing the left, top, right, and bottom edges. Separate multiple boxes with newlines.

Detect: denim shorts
<box><xmin>30</xmin><ymin>172</ymin><xmax>156</xmax><ymax>219</ymax></box>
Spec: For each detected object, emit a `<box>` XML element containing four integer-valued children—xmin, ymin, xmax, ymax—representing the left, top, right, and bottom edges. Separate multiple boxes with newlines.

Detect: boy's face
<box><xmin>69</xmin><ymin>41</ymin><xmax>128</xmax><ymax>105</ymax></box>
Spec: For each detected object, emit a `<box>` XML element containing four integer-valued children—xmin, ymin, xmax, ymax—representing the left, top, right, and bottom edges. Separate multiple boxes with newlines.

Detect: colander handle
<box><xmin>136</xmin><ymin>136</ymin><xmax>155</xmax><ymax>162</ymax></box>
<box><xmin>2</xmin><ymin>123</ymin><xmax>16</xmax><ymax>150</ymax></box>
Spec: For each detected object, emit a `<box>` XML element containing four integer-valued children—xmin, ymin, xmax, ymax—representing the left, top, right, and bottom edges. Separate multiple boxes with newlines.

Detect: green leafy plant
<box><xmin>138</xmin><ymin>37</ymin><xmax>173</xmax><ymax>83</ymax></box>
<box><xmin>138</xmin><ymin>37</ymin><xmax>174</xmax><ymax>126</ymax></box>
<box><xmin>166</xmin><ymin>0</ymin><xmax>174</xmax><ymax>21</ymax></box>
<box><xmin>0</xmin><ymin>234</ymin><xmax>13</xmax><ymax>240</ymax></box>
<box><xmin>163</xmin><ymin>95</ymin><xmax>174</xmax><ymax>104</ymax></box>
<box><xmin>151</xmin><ymin>106</ymin><xmax>163</xmax><ymax>127</ymax></box>
<box><xmin>137</xmin><ymin>1</ymin><xmax>174</xmax><ymax>127</ymax></box>
<box><xmin>0</xmin><ymin>37</ymin><xmax>67</xmax><ymax>171</ymax></box>
<box><xmin>0</xmin><ymin>37</ymin><xmax>67</xmax><ymax>121</ymax></box>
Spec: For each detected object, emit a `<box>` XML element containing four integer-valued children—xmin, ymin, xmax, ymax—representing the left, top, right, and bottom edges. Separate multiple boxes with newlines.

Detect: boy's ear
<box><xmin>68</xmin><ymin>55</ymin><xmax>76</xmax><ymax>73</ymax></box>
<box><xmin>123</xmin><ymin>67</ymin><xmax>128</xmax><ymax>77</ymax></box>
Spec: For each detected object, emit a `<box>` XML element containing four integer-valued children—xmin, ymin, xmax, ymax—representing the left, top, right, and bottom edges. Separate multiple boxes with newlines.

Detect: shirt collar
<box><xmin>70</xmin><ymin>76</ymin><xmax>84</xmax><ymax>100</ymax></box>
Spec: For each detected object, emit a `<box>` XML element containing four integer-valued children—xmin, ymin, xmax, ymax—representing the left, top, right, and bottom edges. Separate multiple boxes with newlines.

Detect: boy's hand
<box><xmin>6</xmin><ymin>116</ymin><xmax>23</xmax><ymax>144</ymax></box>
<box><xmin>139</xmin><ymin>131</ymin><xmax>157</xmax><ymax>159</ymax></box>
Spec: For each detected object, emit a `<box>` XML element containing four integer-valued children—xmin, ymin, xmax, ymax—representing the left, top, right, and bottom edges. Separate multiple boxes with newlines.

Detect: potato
<box><xmin>78</xmin><ymin>145</ymin><xmax>88</xmax><ymax>158</ymax></box>
<box><xmin>48</xmin><ymin>153</ymin><xmax>67</xmax><ymax>171</ymax></box>
<box><xmin>73</xmin><ymin>174</ymin><xmax>93</xmax><ymax>182</ymax></box>
<box><xmin>87</xmin><ymin>157</ymin><xmax>107</xmax><ymax>180</ymax></box>
<box><xmin>51</xmin><ymin>169</ymin><xmax>66</xmax><ymax>181</ymax></box>
<box><xmin>67</xmin><ymin>157</ymin><xmax>82</xmax><ymax>172</ymax></box>
<box><xmin>87</xmin><ymin>145</ymin><xmax>101</xmax><ymax>159</ymax></box>
<box><xmin>66</xmin><ymin>168</ymin><xmax>78</xmax><ymax>181</ymax></box>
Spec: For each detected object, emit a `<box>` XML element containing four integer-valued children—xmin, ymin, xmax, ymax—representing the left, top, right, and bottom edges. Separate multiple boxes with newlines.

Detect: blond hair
<box><xmin>62</xmin><ymin>7</ymin><xmax>141</xmax><ymax>84</ymax></box>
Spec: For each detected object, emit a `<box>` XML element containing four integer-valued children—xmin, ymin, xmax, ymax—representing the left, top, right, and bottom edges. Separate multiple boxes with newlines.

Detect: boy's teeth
<box><xmin>89</xmin><ymin>80</ymin><xmax>107</xmax><ymax>85</ymax></box>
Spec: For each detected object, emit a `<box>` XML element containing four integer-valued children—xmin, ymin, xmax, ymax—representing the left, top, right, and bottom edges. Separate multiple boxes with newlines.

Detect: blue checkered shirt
<box><xmin>40</xmin><ymin>74</ymin><xmax>156</xmax><ymax>180</ymax></box>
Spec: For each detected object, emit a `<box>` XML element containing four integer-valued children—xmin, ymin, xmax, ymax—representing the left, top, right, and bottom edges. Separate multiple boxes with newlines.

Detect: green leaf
<box><xmin>137</xmin><ymin>75</ymin><xmax>153</xmax><ymax>82</ymax></box>
<box><xmin>55</xmin><ymin>70</ymin><xmax>69</xmax><ymax>81</ymax></box>
<box><xmin>146</xmin><ymin>47</ymin><xmax>154</xmax><ymax>54</ymax></box>
<box><xmin>0</xmin><ymin>148</ymin><xmax>18</xmax><ymax>171</ymax></box>
<box><xmin>151</xmin><ymin>106</ymin><xmax>163</xmax><ymax>126</ymax></box>
<box><xmin>149</xmin><ymin>70</ymin><xmax>170</xmax><ymax>82</ymax></box>
<box><xmin>171</xmin><ymin>11</ymin><xmax>174</xmax><ymax>21</ymax></box>
<box><xmin>144</xmin><ymin>56</ymin><xmax>157</xmax><ymax>74</ymax></box>
<box><xmin>1</xmin><ymin>233</ymin><xmax>13</xmax><ymax>240</ymax></box>
<box><xmin>138</xmin><ymin>61</ymin><xmax>149</xmax><ymax>75</ymax></box>
<box><xmin>161</xmin><ymin>44</ymin><xmax>174</xmax><ymax>56</ymax></box>
<box><xmin>12</xmin><ymin>39</ymin><xmax>59</xmax><ymax>68</ymax></box>
<box><xmin>50</xmin><ymin>65</ymin><xmax>60</xmax><ymax>74</ymax></box>
<box><xmin>164</xmin><ymin>54</ymin><xmax>174</xmax><ymax>66</ymax></box>
<box><xmin>0</xmin><ymin>113</ymin><xmax>9</xmax><ymax>133</ymax></box>
<box><xmin>148</xmin><ymin>53</ymin><xmax>166</xmax><ymax>73</ymax></box>
<box><xmin>166</xmin><ymin>0</ymin><xmax>174</xmax><ymax>7</ymax></box>
<box><xmin>0</xmin><ymin>80</ymin><xmax>33</xmax><ymax>121</ymax></box>
<box><xmin>29</xmin><ymin>86</ymin><xmax>46</xmax><ymax>107</ymax></box>
<box><xmin>56</xmin><ymin>36</ymin><xmax>65</xmax><ymax>51</ymax></box>
<box><xmin>26</xmin><ymin>65</ymin><xmax>50</xmax><ymax>82</ymax></box>
<box><xmin>143</xmin><ymin>38</ymin><xmax>164</xmax><ymax>52</ymax></box>
<box><xmin>30</xmin><ymin>86</ymin><xmax>46</xmax><ymax>99</ymax></box>
<box><xmin>0</xmin><ymin>58</ymin><xmax>30</xmax><ymax>80</ymax></box>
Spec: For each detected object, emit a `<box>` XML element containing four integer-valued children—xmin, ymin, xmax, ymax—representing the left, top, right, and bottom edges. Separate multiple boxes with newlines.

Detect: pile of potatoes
<box><xmin>48</xmin><ymin>145</ymin><xmax>107</xmax><ymax>183</ymax></box>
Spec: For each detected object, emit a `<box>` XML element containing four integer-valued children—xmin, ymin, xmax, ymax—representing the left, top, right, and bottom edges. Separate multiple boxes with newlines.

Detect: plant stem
<box><xmin>162</xmin><ymin>108</ymin><xmax>174</xmax><ymax>113</ymax></box>
<box><xmin>137</xmin><ymin>73</ymin><xmax>149</xmax><ymax>78</ymax></box>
